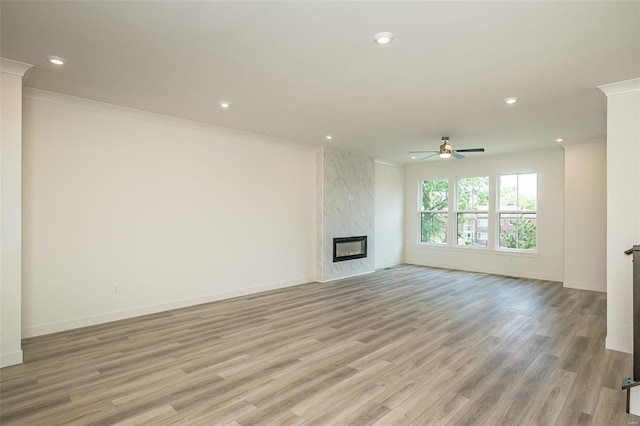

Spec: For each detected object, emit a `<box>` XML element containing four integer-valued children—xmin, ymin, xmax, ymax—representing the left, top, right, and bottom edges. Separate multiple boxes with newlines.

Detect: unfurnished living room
<box><xmin>1</xmin><ymin>1</ymin><xmax>640</xmax><ymax>425</ymax></box>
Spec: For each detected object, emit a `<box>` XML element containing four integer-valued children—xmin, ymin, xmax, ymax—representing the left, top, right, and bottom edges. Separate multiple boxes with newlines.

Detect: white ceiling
<box><xmin>2</xmin><ymin>1</ymin><xmax>639</xmax><ymax>163</ymax></box>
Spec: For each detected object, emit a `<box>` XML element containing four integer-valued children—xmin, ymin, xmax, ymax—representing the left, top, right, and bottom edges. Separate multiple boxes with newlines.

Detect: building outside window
<box><xmin>456</xmin><ymin>176</ymin><xmax>489</xmax><ymax>247</ymax></box>
<box><xmin>498</xmin><ymin>173</ymin><xmax>537</xmax><ymax>250</ymax></box>
<box><xmin>418</xmin><ymin>173</ymin><xmax>538</xmax><ymax>251</ymax></box>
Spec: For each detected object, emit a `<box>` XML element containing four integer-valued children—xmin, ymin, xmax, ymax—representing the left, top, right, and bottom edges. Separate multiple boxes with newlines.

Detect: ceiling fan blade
<box><xmin>419</xmin><ymin>154</ymin><xmax>438</xmax><ymax>160</ymax></box>
<box><xmin>455</xmin><ymin>148</ymin><xmax>485</xmax><ymax>153</ymax></box>
<box><xmin>410</xmin><ymin>150</ymin><xmax>438</xmax><ymax>153</ymax></box>
<box><xmin>452</xmin><ymin>153</ymin><xmax>465</xmax><ymax>159</ymax></box>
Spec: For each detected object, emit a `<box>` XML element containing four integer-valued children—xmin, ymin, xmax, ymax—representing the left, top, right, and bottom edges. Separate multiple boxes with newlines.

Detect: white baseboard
<box><xmin>606</xmin><ymin>335</ymin><xmax>632</xmax><ymax>354</ymax></box>
<box><xmin>630</xmin><ymin>387</ymin><xmax>640</xmax><ymax>416</ymax></box>
<box><xmin>563</xmin><ymin>280</ymin><xmax>606</xmax><ymax>293</ymax></box>
<box><xmin>319</xmin><ymin>270</ymin><xmax>375</xmax><ymax>283</ymax></box>
<box><xmin>0</xmin><ymin>350</ymin><xmax>23</xmax><ymax>368</ymax></box>
<box><xmin>22</xmin><ymin>276</ymin><xmax>315</xmax><ymax>338</ymax></box>
<box><xmin>404</xmin><ymin>259</ymin><xmax>562</xmax><ymax>282</ymax></box>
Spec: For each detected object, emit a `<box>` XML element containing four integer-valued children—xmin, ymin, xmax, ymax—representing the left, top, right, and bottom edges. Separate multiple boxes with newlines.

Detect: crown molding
<box><xmin>22</xmin><ymin>88</ymin><xmax>316</xmax><ymax>151</ymax></box>
<box><xmin>560</xmin><ymin>137</ymin><xmax>606</xmax><ymax>147</ymax></box>
<box><xmin>598</xmin><ymin>78</ymin><xmax>640</xmax><ymax>97</ymax></box>
<box><xmin>0</xmin><ymin>58</ymin><xmax>33</xmax><ymax>78</ymax></box>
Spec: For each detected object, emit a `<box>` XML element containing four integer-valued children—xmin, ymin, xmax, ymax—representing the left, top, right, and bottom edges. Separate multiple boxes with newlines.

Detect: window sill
<box><xmin>416</xmin><ymin>243</ymin><xmax>539</xmax><ymax>257</ymax></box>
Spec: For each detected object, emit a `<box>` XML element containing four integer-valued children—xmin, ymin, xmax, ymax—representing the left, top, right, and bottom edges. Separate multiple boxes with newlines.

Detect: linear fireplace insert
<box><xmin>333</xmin><ymin>236</ymin><xmax>367</xmax><ymax>262</ymax></box>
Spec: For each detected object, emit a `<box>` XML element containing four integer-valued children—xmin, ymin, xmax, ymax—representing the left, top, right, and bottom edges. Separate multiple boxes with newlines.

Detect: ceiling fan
<box><xmin>411</xmin><ymin>137</ymin><xmax>485</xmax><ymax>160</ymax></box>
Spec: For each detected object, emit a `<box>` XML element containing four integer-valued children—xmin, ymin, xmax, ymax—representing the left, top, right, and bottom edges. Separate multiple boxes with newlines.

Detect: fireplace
<box><xmin>333</xmin><ymin>236</ymin><xmax>367</xmax><ymax>262</ymax></box>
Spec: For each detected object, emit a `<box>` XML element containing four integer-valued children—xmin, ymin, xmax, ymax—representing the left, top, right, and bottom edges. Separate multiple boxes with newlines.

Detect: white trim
<box><xmin>559</xmin><ymin>137</ymin><xmax>606</xmax><ymax>147</ymax></box>
<box><xmin>22</xmin><ymin>276</ymin><xmax>315</xmax><ymax>338</ymax></box>
<box><xmin>451</xmin><ymin>244</ymin><xmax>490</xmax><ymax>251</ymax></box>
<box><xmin>317</xmin><ymin>147</ymin><xmax>325</xmax><ymax>282</ymax></box>
<box><xmin>405</xmin><ymin>258</ymin><xmax>561</xmax><ymax>282</ymax></box>
<box><xmin>563</xmin><ymin>280</ymin><xmax>605</xmax><ymax>293</ymax></box>
<box><xmin>375</xmin><ymin>160</ymin><xmax>398</xmax><ymax>166</ymax></box>
<box><xmin>319</xmin><ymin>270</ymin><xmax>375</xmax><ymax>283</ymax></box>
<box><xmin>22</xmin><ymin>88</ymin><xmax>314</xmax><ymax>151</ymax></box>
<box><xmin>630</xmin><ymin>388</ymin><xmax>640</xmax><ymax>416</ymax></box>
<box><xmin>606</xmin><ymin>335</ymin><xmax>632</xmax><ymax>354</ymax></box>
<box><xmin>495</xmin><ymin>247</ymin><xmax>539</xmax><ymax>255</ymax></box>
<box><xmin>598</xmin><ymin>78</ymin><xmax>640</xmax><ymax>97</ymax></box>
<box><xmin>0</xmin><ymin>350</ymin><xmax>23</xmax><ymax>368</ymax></box>
<box><xmin>414</xmin><ymin>243</ymin><xmax>539</xmax><ymax>258</ymax></box>
<box><xmin>0</xmin><ymin>58</ymin><xmax>33</xmax><ymax>77</ymax></box>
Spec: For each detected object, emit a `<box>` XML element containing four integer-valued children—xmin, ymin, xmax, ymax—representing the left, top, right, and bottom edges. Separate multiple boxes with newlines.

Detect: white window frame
<box><xmin>418</xmin><ymin>178</ymin><xmax>449</xmax><ymax>245</ymax></box>
<box><xmin>497</xmin><ymin>173</ymin><xmax>538</xmax><ymax>252</ymax></box>
<box><xmin>455</xmin><ymin>175</ymin><xmax>490</xmax><ymax>249</ymax></box>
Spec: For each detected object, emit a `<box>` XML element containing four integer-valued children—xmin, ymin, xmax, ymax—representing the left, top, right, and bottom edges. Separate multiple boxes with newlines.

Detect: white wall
<box><xmin>0</xmin><ymin>59</ymin><xmax>32</xmax><ymax>367</ymax></box>
<box><xmin>21</xmin><ymin>89</ymin><xmax>318</xmax><ymax>337</ymax></box>
<box><xmin>563</xmin><ymin>141</ymin><xmax>606</xmax><ymax>292</ymax></box>
<box><xmin>404</xmin><ymin>149</ymin><xmax>564</xmax><ymax>281</ymax></box>
<box><xmin>318</xmin><ymin>147</ymin><xmax>375</xmax><ymax>282</ymax></box>
<box><xmin>599</xmin><ymin>78</ymin><xmax>640</xmax><ymax>354</ymax></box>
<box><xmin>374</xmin><ymin>162</ymin><xmax>404</xmax><ymax>269</ymax></box>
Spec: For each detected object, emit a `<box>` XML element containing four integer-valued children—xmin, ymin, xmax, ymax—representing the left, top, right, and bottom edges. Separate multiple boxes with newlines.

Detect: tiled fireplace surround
<box><xmin>317</xmin><ymin>146</ymin><xmax>375</xmax><ymax>282</ymax></box>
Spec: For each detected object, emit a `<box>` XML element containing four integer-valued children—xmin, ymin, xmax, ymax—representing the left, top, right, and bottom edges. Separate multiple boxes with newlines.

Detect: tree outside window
<box><xmin>420</xmin><ymin>179</ymin><xmax>448</xmax><ymax>244</ymax></box>
<box><xmin>456</xmin><ymin>176</ymin><xmax>489</xmax><ymax>247</ymax></box>
<box><xmin>498</xmin><ymin>173</ymin><xmax>537</xmax><ymax>250</ymax></box>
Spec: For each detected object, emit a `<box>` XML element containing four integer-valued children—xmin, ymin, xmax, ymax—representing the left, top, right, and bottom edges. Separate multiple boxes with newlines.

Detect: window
<box><xmin>417</xmin><ymin>173</ymin><xmax>539</xmax><ymax>251</ymax></box>
<box><xmin>498</xmin><ymin>173</ymin><xmax>537</xmax><ymax>250</ymax></box>
<box><xmin>456</xmin><ymin>176</ymin><xmax>489</xmax><ymax>247</ymax></box>
<box><xmin>420</xmin><ymin>179</ymin><xmax>448</xmax><ymax>244</ymax></box>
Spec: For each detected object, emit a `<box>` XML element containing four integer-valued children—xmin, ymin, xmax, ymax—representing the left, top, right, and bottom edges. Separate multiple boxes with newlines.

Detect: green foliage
<box><xmin>501</xmin><ymin>187</ymin><xmax>536</xmax><ymax>210</ymax></box>
<box><xmin>421</xmin><ymin>179</ymin><xmax>448</xmax><ymax>211</ymax></box>
<box><xmin>457</xmin><ymin>176</ymin><xmax>489</xmax><ymax>211</ymax></box>
<box><xmin>421</xmin><ymin>213</ymin><xmax>447</xmax><ymax>244</ymax></box>
<box><xmin>456</xmin><ymin>177</ymin><xmax>489</xmax><ymax>247</ymax></box>
<box><xmin>519</xmin><ymin>196</ymin><xmax>537</xmax><ymax>211</ymax></box>
<box><xmin>503</xmin><ymin>215</ymin><xmax>537</xmax><ymax>249</ymax></box>
<box><xmin>421</xmin><ymin>179</ymin><xmax>448</xmax><ymax>243</ymax></box>
<box><xmin>500</xmin><ymin>174</ymin><xmax>537</xmax><ymax>211</ymax></box>
<box><xmin>420</xmin><ymin>175</ymin><xmax>537</xmax><ymax>249</ymax></box>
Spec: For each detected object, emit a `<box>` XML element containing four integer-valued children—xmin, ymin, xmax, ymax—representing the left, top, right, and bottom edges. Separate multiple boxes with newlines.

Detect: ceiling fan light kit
<box><xmin>410</xmin><ymin>136</ymin><xmax>485</xmax><ymax>161</ymax></box>
<box><xmin>439</xmin><ymin>140</ymin><xmax>453</xmax><ymax>158</ymax></box>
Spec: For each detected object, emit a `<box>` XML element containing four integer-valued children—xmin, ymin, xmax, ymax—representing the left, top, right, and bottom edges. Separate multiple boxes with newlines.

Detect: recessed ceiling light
<box><xmin>373</xmin><ymin>32</ymin><xmax>394</xmax><ymax>45</ymax></box>
<box><xmin>555</xmin><ymin>138</ymin><xmax>564</xmax><ymax>143</ymax></box>
<box><xmin>411</xmin><ymin>156</ymin><xmax>417</xmax><ymax>160</ymax></box>
<box><xmin>504</xmin><ymin>97</ymin><xmax>518</xmax><ymax>105</ymax></box>
<box><xmin>47</xmin><ymin>56</ymin><xmax>65</xmax><ymax>65</ymax></box>
<box><xmin>325</xmin><ymin>135</ymin><xmax>333</xmax><ymax>140</ymax></box>
<box><xmin>219</xmin><ymin>101</ymin><xmax>230</xmax><ymax>109</ymax></box>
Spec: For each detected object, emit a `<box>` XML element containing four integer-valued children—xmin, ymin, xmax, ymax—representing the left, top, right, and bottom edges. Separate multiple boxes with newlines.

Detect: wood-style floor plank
<box><xmin>1</xmin><ymin>265</ymin><xmax>639</xmax><ymax>425</ymax></box>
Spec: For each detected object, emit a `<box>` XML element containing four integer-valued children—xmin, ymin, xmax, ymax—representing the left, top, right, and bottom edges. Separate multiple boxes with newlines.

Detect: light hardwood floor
<box><xmin>1</xmin><ymin>265</ymin><xmax>639</xmax><ymax>425</ymax></box>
